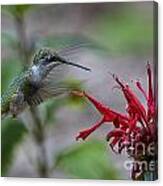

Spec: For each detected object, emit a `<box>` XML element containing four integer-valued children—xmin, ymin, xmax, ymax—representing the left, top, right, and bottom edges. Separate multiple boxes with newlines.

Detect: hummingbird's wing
<box><xmin>27</xmin><ymin>84</ymin><xmax>70</xmax><ymax>106</ymax></box>
<box><xmin>57</xmin><ymin>42</ymin><xmax>90</xmax><ymax>57</ymax></box>
<box><xmin>26</xmin><ymin>65</ymin><xmax>73</xmax><ymax>106</ymax></box>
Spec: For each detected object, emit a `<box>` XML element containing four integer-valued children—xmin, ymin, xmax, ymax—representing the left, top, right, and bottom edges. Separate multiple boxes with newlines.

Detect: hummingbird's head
<box><xmin>33</xmin><ymin>48</ymin><xmax>91</xmax><ymax>71</ymax></box>
<box><xmin>33</xmin><ymin>48</ymin><xmax>58</xmax><ymax>65</ymax></box>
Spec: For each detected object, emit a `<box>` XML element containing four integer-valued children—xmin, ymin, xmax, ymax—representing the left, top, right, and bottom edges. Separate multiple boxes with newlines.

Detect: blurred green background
<box><xmin>1</xmin><ymin>2</ymin><xmax>155</xmax><ymax>179</ymax></box>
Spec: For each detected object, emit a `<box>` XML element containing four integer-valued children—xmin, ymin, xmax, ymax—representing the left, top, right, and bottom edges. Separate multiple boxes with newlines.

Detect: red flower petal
<box><xmin>113</xmin><ymin>75</ymin><xmax>147</xmax><ymax>124</ymax></box>
<box><xmin>84</xmin><ymin>92</ymin><xmax>128</xmax><ymax>122</ymax></box>
<box><xmin>136</xmin><ymin>81</ymin><xmax>148</xmax><ymax>101</ymax></box>
<box><xmin>147</xmin><ymin>62</ymin><xmax>154</xmax><ymax>104</ymax></box>
<box><xmin>128</xmin><ymin>114</ymin><xmax>139</xmax><ymax>133</ymax></box>
<box><xmin>76</xmin><ymin>117</ymin><xmax>105</xmax><ymax>140</ymax></box>
<box><xmin>106</xmin><ymin>129</ymin><xmax>124</xmax><ymax>141</ymax></box>
<box><xmin>146</xmin><ymin>63</ymin><xmax>155</xmax><ymax>121</ymax></box>
<box><xmin>113</xmin><ymin>116</ymin><xmax>129</xmax><ymax>128</ymax></box>
<box><xmin>84</xmin><ymin>92</ymin><xmax>116</xmax><ymax>119</ymax></box>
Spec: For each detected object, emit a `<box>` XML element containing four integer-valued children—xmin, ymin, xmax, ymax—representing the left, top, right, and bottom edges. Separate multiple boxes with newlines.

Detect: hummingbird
<box><xmin>1</xmin><ymin>47</ymin><xmax>91</xmax><ymax>118</ymax></box>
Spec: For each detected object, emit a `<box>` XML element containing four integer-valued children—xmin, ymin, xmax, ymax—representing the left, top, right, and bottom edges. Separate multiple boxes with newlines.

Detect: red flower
<box><xmin>74</xmin><ymin>63</ymin><xmax>157</xmax><ymax>180</ymax></box>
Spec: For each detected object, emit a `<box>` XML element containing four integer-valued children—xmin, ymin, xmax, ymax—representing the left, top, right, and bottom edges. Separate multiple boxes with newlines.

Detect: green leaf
<box><xmin>55</xmin><ymin>140</ymin><xmax>121</xmax><ymax>180</ymax></box>
<box><xmin>1</xmin><ymin>118</ymin><xmax>27</xmax><ymax>176</ymax></box>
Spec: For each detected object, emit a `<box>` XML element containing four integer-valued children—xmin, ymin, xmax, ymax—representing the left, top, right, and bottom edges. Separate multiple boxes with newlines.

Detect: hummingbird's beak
<box><xmin>57</xmin><ymin>56</ymin><xmax>91</xmax><ymax>72</ymax></box>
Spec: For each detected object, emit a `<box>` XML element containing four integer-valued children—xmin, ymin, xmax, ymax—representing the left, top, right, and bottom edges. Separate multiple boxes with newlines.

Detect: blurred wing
<box><xmin>28</xmin><ymin>84</ymin><xmax>70</xmax><ymax>106</ymax></box>
<box><xmin>57</xmin><ymin>42</ymin><xmax>90</xmax><ymax>58</ymax></box>
<box><xmin>27</xmin><ymin>65</ymin><xmax>70</xmax><ymax>106</ymax></box>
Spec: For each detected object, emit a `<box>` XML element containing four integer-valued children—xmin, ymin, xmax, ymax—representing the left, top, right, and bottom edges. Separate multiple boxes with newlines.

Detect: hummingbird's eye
<box><xmin>48</xmin><ymin>54</ymin><xmax>58</xmax><ymax>62</ymax></box>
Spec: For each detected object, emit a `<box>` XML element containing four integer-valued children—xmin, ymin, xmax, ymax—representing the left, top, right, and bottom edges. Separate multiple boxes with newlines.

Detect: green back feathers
<box><xmin>1</xmin><ymin>71</ymin><xmax>28</xmax><ymax>115</ymax></box>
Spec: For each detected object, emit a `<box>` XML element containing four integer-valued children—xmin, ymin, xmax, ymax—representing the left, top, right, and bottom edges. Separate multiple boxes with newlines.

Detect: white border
<box><xmin>1</xmin><ymin>0</ymin><xmax>162</xmax><ymax>186</ymax></box>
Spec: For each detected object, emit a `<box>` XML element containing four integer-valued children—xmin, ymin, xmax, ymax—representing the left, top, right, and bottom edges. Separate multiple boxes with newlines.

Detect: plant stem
<box><xmin>30</xmin><ymin>107</ymin><xmax>49</xmax><ymax>177</ymax></box>
<box><xmin>14</xmin><ymin>15</ymin><xmax>31</xmax><ymax>68</ymax></box>
<box><xmin>14</xmin><ymin>13</ymin><xmax>49</xmax><ymax>177</ymax></box>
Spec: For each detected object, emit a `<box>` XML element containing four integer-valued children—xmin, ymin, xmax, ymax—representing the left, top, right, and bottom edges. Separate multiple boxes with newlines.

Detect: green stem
<box><xmin>14</xmin><ymin>14</ymin><xmax>31</xmax><ymax>68</ymax></box>
<box><xmin>30</xmin><ymin>107</ymin><xmax>49</xmax><ymax>177</ymax></box>
<box><xmin>14</xmin><ymin>13</ymin><xmax>49</xmax><ymax>177</ymax></box>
